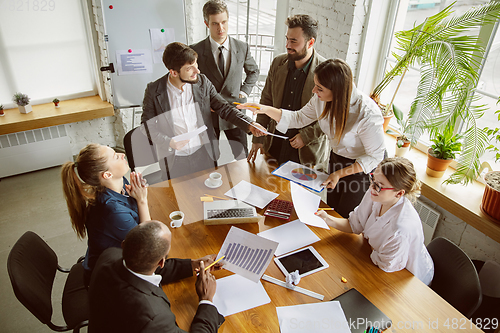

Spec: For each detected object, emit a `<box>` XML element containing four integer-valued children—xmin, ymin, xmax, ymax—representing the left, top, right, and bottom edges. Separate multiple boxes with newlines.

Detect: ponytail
<box><xmin>61</xmin><ymin>144</ymin><xmax>108</xmax><ymax>239</ymax></box>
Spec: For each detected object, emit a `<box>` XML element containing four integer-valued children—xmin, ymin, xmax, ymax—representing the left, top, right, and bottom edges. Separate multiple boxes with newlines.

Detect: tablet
<box><xmin>274</xmin><ymin>246</ymin><xmax>329</xmax><ymax>278</ymax></box>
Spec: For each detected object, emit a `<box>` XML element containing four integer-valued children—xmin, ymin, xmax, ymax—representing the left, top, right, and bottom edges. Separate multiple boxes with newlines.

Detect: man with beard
<box><xmin>141</xmin><ymin>42</ymin><xmax>265</xmax><ymax>179</ymax></box>
<box><xmin>248</xmin><ymin>15</ymin><xmax>329</xmax><ymax>170</ymax></box>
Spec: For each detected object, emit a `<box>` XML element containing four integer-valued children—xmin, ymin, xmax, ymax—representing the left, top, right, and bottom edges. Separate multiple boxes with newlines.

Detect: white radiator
<box><xmin>413</xmin><ymin>199</ymin><xmax>441</xmax><ymax>246</ymax></box>
<box><xmin>0</xmin><ymin>125</ymin><xmax>72</xmax><ymax>178</ymax></box>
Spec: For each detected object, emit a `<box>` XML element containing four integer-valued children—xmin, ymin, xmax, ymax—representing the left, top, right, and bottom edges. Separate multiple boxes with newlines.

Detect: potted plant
<box><xmin>0</xmin><ymin>104</ymin><xmax>4</xmax><ymax>116</ymax></box>
<box><xmin>370</xmin><ymin>2</ymin><xmax>500</xmax><ymax>185</ymax></box>
<box><xmin>426</xmin><ymin>128</ymin><xmax>462</xmax><ymax>178</ymax></box>
<box><xmin>386</xmin><ymin>104</ymin><xmax>411</xmax><ymax>157</ymax></box>
<box><xmin>13</xmin><ymin>92</ymin><xmax>31</xmax><ymax>114</ymax></box>
<box><xmin>481</xmin><ymin>97</ymin><xmax>500</xmax><ymax>222</ymax></box>
<box><xmin>53</xmin><ymin>98</ymin><xmax>60</xmax><ymax>108</ymax></box>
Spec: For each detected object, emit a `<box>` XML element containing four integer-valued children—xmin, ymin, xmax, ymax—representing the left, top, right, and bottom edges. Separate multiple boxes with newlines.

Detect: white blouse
<box><xmin>348</xmin><ymin>191</ymin><xmax>434</xmax><ymax>285</ymax></box>
<box><xmin>275</xmin><ymin>86</ymin><xmax>386</xmax><ymax>173</ymax></box>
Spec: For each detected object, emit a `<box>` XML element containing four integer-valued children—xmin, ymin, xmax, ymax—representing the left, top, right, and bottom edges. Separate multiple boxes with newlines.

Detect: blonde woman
<box><xmin>316</xmin><ymin>157</ymin><xmax>434</xmax><ymax>285</ymax></box>
<box><xmin>61</xmin><ymin>143</ymin><xmax>151</xmax><ymax>286</ymax></box>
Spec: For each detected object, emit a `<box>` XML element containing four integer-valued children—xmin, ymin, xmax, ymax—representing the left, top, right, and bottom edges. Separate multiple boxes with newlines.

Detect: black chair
<box><xmin>7</xmin><ymin>231</ymin><xmax>88</xmax><ymax>332</ymax></box>
<box><xmin>427</xmin><ymin>237</ymin><xmax>482</xmax><ymax>318</ymax></box>
<box><xmin>471</xmin><ymin>260</ymin><xmax>500</xmax><ymax>333</ymax></box>
<box><xmin>123</xmin><ymin>126</ymin><xmax>163</xmax><ymax>185</ymax></box>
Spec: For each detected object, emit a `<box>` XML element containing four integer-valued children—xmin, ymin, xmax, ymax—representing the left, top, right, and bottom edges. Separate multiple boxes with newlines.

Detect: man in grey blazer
<box><xmin>89</xmin><ymin>220</ymin><xmax>224</xmax><ymax>332</ymax></box>
<box><xmin>141</xmin><ymin>42</ymin><xmax>265</xmax><ymax>180</ymax></box>
<box><xmin>191</xmin><ymin>0</ymin><xmax>259</xmax><ymax>160</ymax></box>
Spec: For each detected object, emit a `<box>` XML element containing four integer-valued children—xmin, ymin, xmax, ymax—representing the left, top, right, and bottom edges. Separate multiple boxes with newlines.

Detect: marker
<box><xmin>204</xmin><ymin>256</ymin><xmax>224</xmax><ymax>271</ymax></box>
<box><xmin>233</xmin><ymin>102</ymin><xmax>260</xmax><ymax>110</ymax></box>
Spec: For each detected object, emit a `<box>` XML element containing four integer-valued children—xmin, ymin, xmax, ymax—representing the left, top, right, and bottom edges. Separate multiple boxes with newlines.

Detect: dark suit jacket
<box><xmin>88</xmin><ymin>247</ymin><xmax>224</xmax><ymax>333</ymax></box>
<box><xmin>141</xmin><ymin>73</ymin><xmax>253</xmax><ymax>168</ymax></box>
<box><xmin>190</xmin><ymin>36</ymin><xmax>259</xmax><ymax>131</ymax></box>
<box><xmin>253</xmin><ymin>50</ymin><xmax>329</xmax><ymax>170</ymax></box>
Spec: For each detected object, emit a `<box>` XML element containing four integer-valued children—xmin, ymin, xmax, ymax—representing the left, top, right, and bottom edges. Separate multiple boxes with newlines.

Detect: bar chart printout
<box><xmin>217</xmin><ymin>226</ymin><xmax>279</xmax><ymax>282</ymax></box>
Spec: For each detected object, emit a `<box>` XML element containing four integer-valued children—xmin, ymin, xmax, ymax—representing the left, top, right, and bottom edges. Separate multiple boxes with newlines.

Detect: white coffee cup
<box><xmin>208</xmin><ymin>172</ymin><xmax>222</xmax><ymax>186</ymax></box>
<box><xmin>169</xmin><ymin>211</ymin><xmax>184</xmax><ymax>228</ymax></box>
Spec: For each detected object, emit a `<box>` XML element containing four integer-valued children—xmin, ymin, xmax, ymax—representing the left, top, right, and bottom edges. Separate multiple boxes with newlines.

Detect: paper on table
<box><xmin>276</xmin><ymin>301</ymin><xmax>351</xmax><ymax>333</ymax></box>
<box><xmin>213</xmin><ymin>274</ymin><xmax>271</xmax><ymax>316</ymax></box>
<box><xmin>171</xmin><ymin>125</ymin><xmax>207</xmax><ymax>142</ymax></box>
<box><xmin>291</xmin><ymin>182</ymin><xmax>329</xmax><ymax>229</ymax></box>
<box><xmin>257</xmin><ymin>220</ymin><xmax>320</xmax><ymax>256</ymax></box>
<box><xmin>217</xmin><ymin>226</ymin><xmax>278</xmax><ymax>282</ymax></box>
<box><xmin>224</xmin><ymin>180</ymin><xmax>278</xmax><ymax>209</ymax></box>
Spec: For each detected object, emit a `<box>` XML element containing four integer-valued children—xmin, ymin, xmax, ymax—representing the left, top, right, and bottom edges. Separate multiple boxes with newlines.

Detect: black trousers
<box><xmin>268</xmin><ymin>128</ymin><xmax>300</xmax><ymax>166</ymax></box>
<box><xmin>161</xmin><ymin>147</ymin><xmax>216</xmax><ymax>180</ymax></box>
<box><xmin>326</xmin><ymin>152</ymin><xmax>371</xmax><ymax>218</ymax></box>
<box><xmin>224</xmin><ymin>127</ymin><xmax>248</xmax><ymax>160</ymax></box>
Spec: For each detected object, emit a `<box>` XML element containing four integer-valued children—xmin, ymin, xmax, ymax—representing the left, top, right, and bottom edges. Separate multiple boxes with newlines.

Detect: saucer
<box><xmin>205</xmin><ymin>178</ymin><xmax>222</xmax><ymax>189</ymax></box>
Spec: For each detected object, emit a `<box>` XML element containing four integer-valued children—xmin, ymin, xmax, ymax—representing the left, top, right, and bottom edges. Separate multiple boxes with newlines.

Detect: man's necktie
<box><xmin>218</xmin><ymin>46</ymin><xmax>225</xmax><ymax>78</ymax></box>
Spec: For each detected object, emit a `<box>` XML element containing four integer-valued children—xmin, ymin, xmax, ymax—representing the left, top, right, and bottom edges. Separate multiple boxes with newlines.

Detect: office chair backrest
<box><xmin>427</xmin><ymin>237</ymin><xmax>482</xmax><ymax>318</ymax></box>
<box><xmin>7</xmin><ymin>231</ymin><xmax>57</xmax><ymax>324</ymax></box>
<box><xmin>123</xmin><ymin>126</ymin><xmax>158</xmax><ymax>171</ymax></box>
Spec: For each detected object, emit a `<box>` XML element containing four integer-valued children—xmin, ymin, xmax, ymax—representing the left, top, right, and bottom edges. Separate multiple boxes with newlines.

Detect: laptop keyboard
<box><xmin>207</xmin><ymin>208</ymin><xmax>255</xmax><ymax>219</ymax></box>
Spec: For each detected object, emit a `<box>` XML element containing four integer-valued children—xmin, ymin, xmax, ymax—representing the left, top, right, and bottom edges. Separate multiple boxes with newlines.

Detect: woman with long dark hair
<box><xmin>238</xmin><ymin>59</ymin><xmax>385</xmax><ymax>216</ymax></box>
<box><xmin>61</xmin><ymin>143</ymin><xmax>151</xmax><ymax>286</ymax></box>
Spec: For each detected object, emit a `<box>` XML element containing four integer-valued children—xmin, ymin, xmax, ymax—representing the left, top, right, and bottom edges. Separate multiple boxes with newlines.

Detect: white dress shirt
<box><xmin>276</xmin><ymin>85</ymin><xmax>386</xmax><ymax>173</ymax></box>
<box><xmin>123</xmin><ymin>260</ymin><xmax>216</xmax><ymax>307</ymax></box>
<box><xmin>166</xmin><ymin>75</ymin><xmax>204</xmax><ymax>156</ymax></box>
<box><xmin>348</xmin><ymin>191</ymin><xmax>435</xmax><ymax>285</ymax></box>
<box><xmin>209</xmin><ymin>36</ymin><xmax>247</xmax><ymax>99</ymax></box>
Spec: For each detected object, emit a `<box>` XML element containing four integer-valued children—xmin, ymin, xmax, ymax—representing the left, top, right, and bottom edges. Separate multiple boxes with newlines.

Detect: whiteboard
<box><xmin>100</xmin><ymin>0</ymin><xmax>187</xmax><ymax>108</ymax></box>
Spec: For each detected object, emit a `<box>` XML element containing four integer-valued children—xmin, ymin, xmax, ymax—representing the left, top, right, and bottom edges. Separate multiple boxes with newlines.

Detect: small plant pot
<box><xmin>481</xmin><ymin>171</ymin><xmax>500</xmax><ymax>223</ymax></box>
<box><xmin>18</xmin><ymin>104</ymin><xmax>32</xmax><ymax>114</ymax></box>
<box><xmin>54</xmin><ymin>102</ymin><xmax>60</xmax><ymax>108</ymax></box>
<box><xmin>0</xmin><ymin>110</ymin><xmax>4</xmax><ymax>117</ymax></box>
<box><xmin>395</xmin><ymin>139</ymin><xmax>410</xmax><ymax>157</ymax></box>
<box><xmin>383</xmin><ymin>114</ymin><xmax>393</xmax><ymax>132</ymax></box>
<box><xmin>426</xmin><ymin>149</ymin><xmax>453</xmax><ymax>178</ymax></box>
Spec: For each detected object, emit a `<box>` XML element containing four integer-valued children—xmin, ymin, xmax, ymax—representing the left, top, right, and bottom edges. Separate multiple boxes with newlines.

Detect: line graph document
<box><xmin>217</xmin><ymin>226</ymin><xmax>279</xmax><ymax>282</ymax></box>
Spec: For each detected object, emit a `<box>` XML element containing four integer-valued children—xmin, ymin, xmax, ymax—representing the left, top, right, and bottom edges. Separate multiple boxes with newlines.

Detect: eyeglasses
<box><xmin>369</xmin><ymin>173</ymin><xmax>395</xmax><ymax>193</ymax></box>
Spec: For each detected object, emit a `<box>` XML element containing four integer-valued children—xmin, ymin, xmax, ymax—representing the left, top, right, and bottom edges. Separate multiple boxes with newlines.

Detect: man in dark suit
<box><xmin>89</xmin><ymin>220</ymin><xmax>224</xmax><ymax>332</ymax></box>
<box><xmin>191</xmin><ymin>0</ymin><xmax>259</xmax><ymax>160</ymax></box>
<box><xmin>141</xmin><ymin>42</ymin><xmax>265</xmax><ymax>180</ymax></box>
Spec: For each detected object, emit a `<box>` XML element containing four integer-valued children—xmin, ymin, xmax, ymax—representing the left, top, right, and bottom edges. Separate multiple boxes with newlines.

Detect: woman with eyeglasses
<box><xmin>61</xmin><ymin>143</ymin><xmax>151</xmax><ymax>287</ymax></box>
<box><xmin>316</xmin><ymin>157</ymin><xmax>434</xmax><ymax>285</ymax></box>
<box><xmin>237</xmin><ymin>58</ymin><xmax>385</xmax><ymax>217</ymax></box>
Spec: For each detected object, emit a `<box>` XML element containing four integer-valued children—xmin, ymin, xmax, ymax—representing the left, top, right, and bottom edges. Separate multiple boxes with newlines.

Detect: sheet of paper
<box><xmin>213</xmin><ymin>274</ymin><xmax>271</xmax><ymax>316</ymax></box>
<box><xmin>115</xmin><ymin>49</ymin><xmax>153</xmax><ymax>75</ymax></box>
<box><xmin>291</xmin><ymin>182</ymin><xmax>329</xmax><ymax>229</ymax></box>
<box><xmin>240</xmin><ymin>117</ymin><xmax>288</xmax><ymax>139</ymax></box>
<box><xmin>257</xmin><ymin>220</ymin><xmax>321</xmax><ymax>256</ymax></box>
<box><xmin>217</xmin><ymin>226</ymin><xmax>279</xmax><ymax>282</ymax></box>
<box><xmin>276</xmin><ymin>301</ymin><xmax>351</xmax><ymax>333</ymax></box>
<box><xmin>149</xmin><ymin>28</ymin><xmax>175</xmax><ymax>64</ymax></box>
<box><xmin>272</xmin><ymin>161</ymin><xmax>328</xmax><ymax>192</ymax></box>
<box><xmin>224</xmin><ymin>180</ymin><xmax>278</xmax><ymax>209</ymax></box>
<box><xmin>171</xmin><ymin>125</ymin><xmax>207</xmax><ymax>142</ymax></box>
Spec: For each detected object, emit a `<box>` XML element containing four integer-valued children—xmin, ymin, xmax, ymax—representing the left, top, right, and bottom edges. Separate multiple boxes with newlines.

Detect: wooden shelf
<box><xmin>384</xmin><ymin>134</ymin><xmax>500</xmax><ymax>243</ymax></box>
<box><xmin>0</xmin><ymin>96</ymin><xmax>114</xmax><ymax>135</ymax></box>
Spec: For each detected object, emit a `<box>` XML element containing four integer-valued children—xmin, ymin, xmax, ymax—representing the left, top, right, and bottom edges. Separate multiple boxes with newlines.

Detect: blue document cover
<box><xmin>271</xmin><ymin>161</ymin><xmax>327</xmax><ymax>193</ymax></box>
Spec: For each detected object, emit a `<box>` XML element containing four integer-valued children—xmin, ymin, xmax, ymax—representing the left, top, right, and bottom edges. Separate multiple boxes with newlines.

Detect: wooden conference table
<box><xmin>147</xmin><ymin>157</ymin><xmax>482</xmax><ymax>333</ymax></box>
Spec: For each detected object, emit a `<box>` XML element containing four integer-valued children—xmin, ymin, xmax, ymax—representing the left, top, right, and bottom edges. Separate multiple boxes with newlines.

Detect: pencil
<box><xmin>233</xmin><ymin>102</ymin><xmax>260</xmax><ymax>110</ymax></box>
<box><xmin>317</xmin><ymin>208</ymin><xmax>334</xmax><ymax>211</ymax></box>
<box><xmin>204</xmin><ymin>194</ymin><xmax>229</xmax><ymax>200</ymax></box>
<box><xmin>204</xmin><ymin>256</ymin><xmax>225</xmax><ymax>271</ymax></box>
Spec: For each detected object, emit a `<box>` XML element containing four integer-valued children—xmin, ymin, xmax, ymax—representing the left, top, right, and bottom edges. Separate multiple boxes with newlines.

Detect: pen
<box><xmin>204</xmin><ymin>256</ymin><xmax>224</xmax><ymax>271</ymax></box>
<box><xmin>317</xmin><ymin>208</ymin><xmax>334</xmax><ymax>211</ymax></box>
<box><xmin>203</xmin><ymin>194</ymin><xmax>229</xmax><ymax>200</ymax></box>
<box><xmin>233</xmin><ymin>102</ymin><xmax>260</xmax><ymax>110</ymax></box>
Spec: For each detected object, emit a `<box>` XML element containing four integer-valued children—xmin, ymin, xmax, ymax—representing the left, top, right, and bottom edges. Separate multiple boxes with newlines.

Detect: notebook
<box><xmin>331</xmin><ymin>288</ymin><xmax>392</xmax><ymax>332</ymax></box>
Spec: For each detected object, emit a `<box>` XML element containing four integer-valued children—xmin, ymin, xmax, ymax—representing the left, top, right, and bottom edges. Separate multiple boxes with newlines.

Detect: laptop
<box><xmin>331</xmin><ymin>288</ymin><xmax>392</xmax><ymax>332</ymax></box>
<box><xmin>203</xmin><ymin>200</ymin><xmax>260</xmax><ymax>225</ymax></box>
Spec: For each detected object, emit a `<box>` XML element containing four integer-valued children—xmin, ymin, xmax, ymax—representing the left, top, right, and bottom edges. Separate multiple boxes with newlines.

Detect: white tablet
<box><xmin>274</xmin><ymin>246</ymin><xmax>329</xmax><ymax>278</ymax></box>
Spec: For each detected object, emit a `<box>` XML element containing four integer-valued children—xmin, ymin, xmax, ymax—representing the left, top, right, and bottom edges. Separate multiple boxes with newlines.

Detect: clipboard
<box><xmin>271</xmin><ymin>161</ymin><xmax>328</xmax><ymax>193</ymax></box>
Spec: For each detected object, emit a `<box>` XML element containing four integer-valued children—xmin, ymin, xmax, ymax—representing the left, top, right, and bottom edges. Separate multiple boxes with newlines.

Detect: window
<box><xmin>378</xmin><ymin>0</ymin><xmax>499</xmax><ymax>167</ymax></box>
<box><xmin>0</xmin><ymin>0</ymin><xmax>97</xmax><ymax>107</ymax></box>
